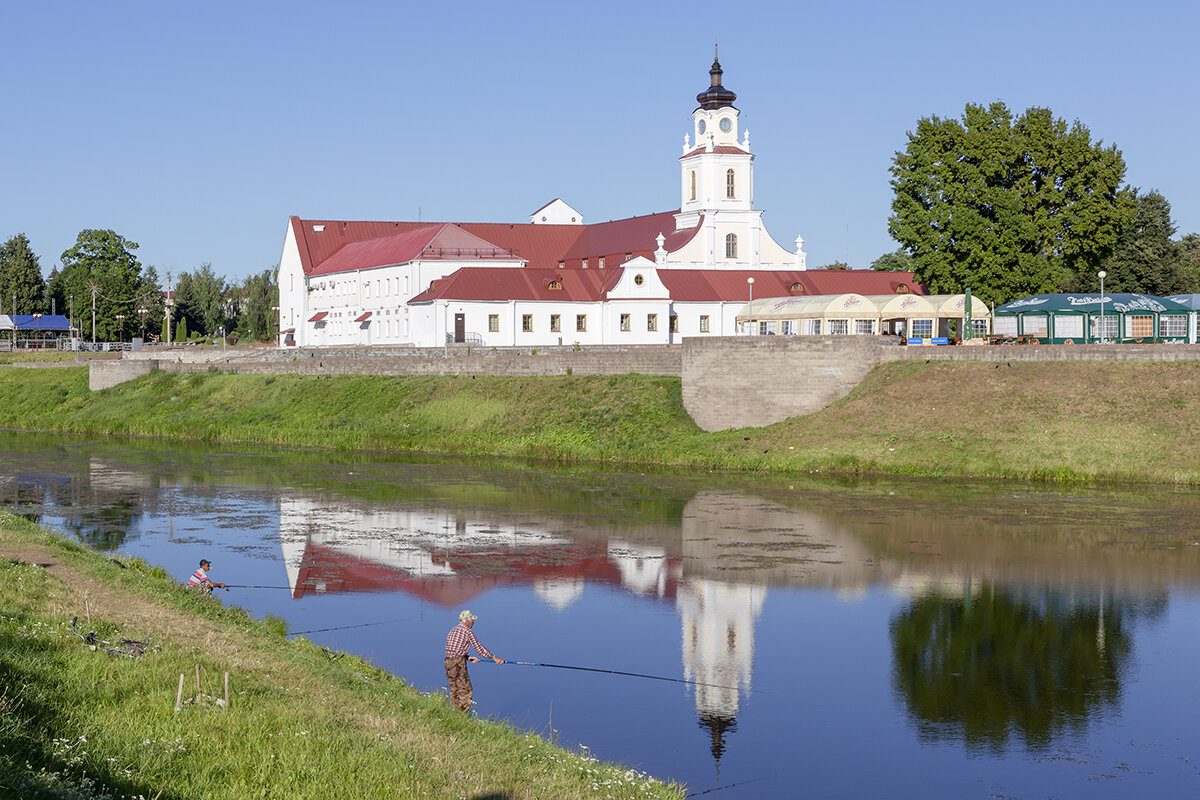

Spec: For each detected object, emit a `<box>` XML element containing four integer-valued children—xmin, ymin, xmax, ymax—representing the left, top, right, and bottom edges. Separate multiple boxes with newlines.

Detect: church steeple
<box><xmin>696</xmin><ymin>44</ymin><xmax>737</xmax><ymax>110</ymax></box>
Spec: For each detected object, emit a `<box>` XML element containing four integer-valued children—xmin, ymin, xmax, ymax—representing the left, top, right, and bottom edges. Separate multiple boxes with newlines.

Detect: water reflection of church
<box><xmin>276</xmin><ymin>491</ymin><xmax>881</xmax><ymax>764</ymax></box>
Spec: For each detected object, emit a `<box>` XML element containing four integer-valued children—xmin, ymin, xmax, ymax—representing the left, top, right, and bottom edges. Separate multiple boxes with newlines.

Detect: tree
<box><xmin>870</xmin><ymin>248</ymin><xmax>915</xmax><ymax>272</ymax></box>
<box><xmin>1177</xmin><ymin>232</ymin><xmax>1200</xmax><ymax>289</ymax></box>
<box><xmin>236</xmin><ymin>268</ymin><xmax>279</xmax><ymax>341</ymax></box>
<box><xmin>815</xmin><ymin>261</ymin><xmax>850</xmax><ymax>270</ymax></box>
<box><xmin>0</xmin><ymin>233</ymin><xmax>46</xmax><ymax>315</ymax></box>
<box><xmin>1072</xmin><ymin>189</ymin><xmax>1194</xmax><ymax>295</ymax></box>
<box><xmin>174</xmin><ymin>263</ymin><xmax>227</xmax><ymax>337</ymax></box>
<box><xmin>49</xmin><ymin>230</ymin><xmax>146</xmax><ymax>341</ymax></box>
<box><xmin>889</xmin><ymin>102</ymin><xmax>1133</xmax><ymax>305</ymax></box>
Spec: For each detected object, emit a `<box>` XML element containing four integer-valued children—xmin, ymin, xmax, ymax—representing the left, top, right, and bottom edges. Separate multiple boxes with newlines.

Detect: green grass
<box><xmin>0</xmin><ymin>512</ymin><xmax>683</xmax><ymax>800</ymax></box>
<box><xmin>3</xmin><ymin>360</ymin><xmax>1200</xmax><ymax>484</ymax></box>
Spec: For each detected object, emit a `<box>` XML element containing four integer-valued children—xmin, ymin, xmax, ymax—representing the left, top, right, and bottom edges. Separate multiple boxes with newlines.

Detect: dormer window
<box><xmin>582</xmin><ymin>259</ymin><xmax>589</xmax><ymax>269</ymax></box>
<box><xmin>895</xmin><ymin>283</ymin><xmax>909</xmax><ymax>294</ymax></box>
<box><xmin>726</xmin><ymin>169</ymin><xmax>736</xmax><ymax>199</ymax></box>
<box><xmin>598</xmin><ymin>257</ymin><xmax>606</xmax><ymax>269</ymax></box>
<box><xmin>790</xmin><ymin>282</ymin><xmax>804</xmax><ymax>293</ymax></box>
<box><xmin>547</xmin><ymin>279</ymin><xmax>562</xmax><ymax>290</ymax></box>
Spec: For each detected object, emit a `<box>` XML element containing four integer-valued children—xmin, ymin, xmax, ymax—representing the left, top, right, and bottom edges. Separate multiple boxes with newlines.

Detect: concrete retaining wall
<box><xmin>89</xmin><ymin>359</ymin><xmax>157</xmax><ymax>390</ymax></box>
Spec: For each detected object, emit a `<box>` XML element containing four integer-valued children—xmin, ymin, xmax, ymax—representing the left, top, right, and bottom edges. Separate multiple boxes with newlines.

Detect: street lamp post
<box><xmin>746</xmin><ymin>277</ymin><xmax>755</xmax><ymax>336</ymax></box>
<box><xmin>443</xmin><ymin>301</ymin><xmax>450</xmax><ymax>358</ymax></box>
<box><xmin>33</xmin><ymin>313</ymin><xmax>42</xmax><ymax>350</ymax></box>
<box><xmin>137</xmin><ymin>307</ymin><xmax>148</xmax><ymax>342</ymax></box>
<box><xmin>115</xmin><ymin>314</ymin><xmax>125</xmax><ymax>344</ymax></box>
<box><xmin>1097</xmin><ymin>270</ymin><xmax>1107</xmax><ymax>344</ymax></box>
<box><xmin>271</xmin><ymin>306</ymin><xmax>280</xmax><ymax>346</ymax></box>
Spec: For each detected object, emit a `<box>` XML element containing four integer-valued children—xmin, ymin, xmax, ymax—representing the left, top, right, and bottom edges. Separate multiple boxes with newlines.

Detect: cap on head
<box><xmin>459</xmin><ymin>609</ymin><xmax>478</xmax><ymax>622</ymax></box>
<box><xmin>200</xmin><ymin>559</ymin><xmax>211</xmax><ymax>567</ymax></box>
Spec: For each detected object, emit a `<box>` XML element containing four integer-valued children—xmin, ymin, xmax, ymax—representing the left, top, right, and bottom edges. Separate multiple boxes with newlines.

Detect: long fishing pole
<box><xmin>286</xmin><ymin>618</ymin><xmax>407</xmax><ymax>636</ymax></box>
<box><xmin>221</xmin><ymin>584</ymin><xmax>297</xmax><ymax>590</ymax></box>
<box><xmin>500</xmin><ymin>660</ymin><xmax>744</xmax><ymax>691</ymax></box>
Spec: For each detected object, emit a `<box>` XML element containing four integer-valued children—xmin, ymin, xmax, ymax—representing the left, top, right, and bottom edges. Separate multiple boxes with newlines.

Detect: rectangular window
<box><xmin>759</xmin><ymin>321</ymin><xmax>773</xmax><ymax>336</ymax></box>
<box><xmin>522</xmin><ymin>314</ymin><xmax>533</xmax><ymax>332</ymax></box>
<box><xmin>1092</xmin><ymin>315</ymin><xmax>1118</xmax><ymax>340</ymax></box>
<box><xmin>1128</xmin><ymin>315</ymin><xmax>1153</xmax><ymax>338</ymax></box>
<box><xmin>971</xmin><ymin>319</ymin><xmax>989</xmax><ymax>337</ymax></box>
<box><xmin>550</xmin><ymin>314</ymin><xmax>561</xmax><ymax>332</ymax></box>
<box><xmin>620</xmin><ymin>313</ymin><xmax>631</xmax><ymax>332</ymax></box>
<box><xmin>488</xmin><ymin>315</ymin><xmax>499</xmax><ymax>333</ymax></box>
<box><xmin>699</xmin><ymin>315</ymin><xmax>710</xmax><ymax>333</ymax></box>
<box><xmin>993</xmin><ymin>316</ymin><xmax>1017</xmax><ymax>336</ymax></box>
<box><xmin>1021</xmin><ymin>315</ymin><xmax>1048</xmax><ymax>337</ymax></box>
<box><xmin>1053</xmin><ymin>314</ymin><xmax>1083</xmax><ymax>339</ymax></box>
<box><xmin>911</xmin><ymin>318</ymin><xmax>933</xmax><ymax>337</ymax></box>
<box><xmin>781</xmin><ymin>320</ymin><xmax>794</xmax><ymax>335</ymax></box>
<box><xmin>828</xmin><ymin>319</ymin><xmax>849</xmax><ymax>335</ymax></box>
<box><xmin>647</xmin><ymin>314</ymin><xmax>658</xmax><ymax>332</ymax></box>
<box><xmin>804</xmin><ymin>319</ymin><xmax>821</xmax><ymax>335</ymax></box>
<box><xmin>669</xmin><ymin>315</ymin><xmax>679</xmax><ymax>333</ymax></box>
<box><xmin>855</xmin><ymin>319</ymin><xmax>874</xmax><ymax>335</ymax></box>
<box><xmin>598</xmin><ymin>257</ymin><xmax>606</xmax><ymax>269</ymax></box>
<box><xmin>1161</xmin><ymin>315</ymin><xmax>1187</xmax><ymax>338</ymax></box>
<box><xmin>576</xmin><ymin>314</ymin><xmax>587</xmax><ymax>332</ymax></box>
<box><xmin>582</xmin><ymin>259</ymin><xmax>589</xmax><ymax>269</ymax></box>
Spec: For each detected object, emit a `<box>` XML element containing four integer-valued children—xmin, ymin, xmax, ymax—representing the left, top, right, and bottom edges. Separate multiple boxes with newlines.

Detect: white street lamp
<box><xmin>1097</xmin><ymin>270</ymin><xmax>1107</xmax><ymax>344</ymax></box>
<box><xmin>443</xmin><ymin>300</ymin><xmax>450</xmax><ymax>358</ymax></box>
<box><xmin>746</xmin><ymin>277</ymin><xmax>755</xmax><ymax>336</ymax></box>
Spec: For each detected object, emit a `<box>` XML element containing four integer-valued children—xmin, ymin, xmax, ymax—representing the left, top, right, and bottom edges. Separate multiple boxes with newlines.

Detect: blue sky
<box><xmin>3</xmin><ymin>0</ymin><xmax>1197</xmax><ymax>283</ymax></box>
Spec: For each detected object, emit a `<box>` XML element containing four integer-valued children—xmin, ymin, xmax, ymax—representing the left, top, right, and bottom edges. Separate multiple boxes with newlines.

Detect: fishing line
<box><xmin>501</xmin><ymin>660</ymin><xmax>745</xmax><ymax>691</ymax></box>
<box><xmin>222</xmin><ymin>584</ymin><xmax>297</xmax><ymax>589</ymax></box>
<box><xmin>685</xmin><ymin>775</ymin><xmax>772</xmax><ymax>797</ymax></box>
<box><xmin>286</xmin><ymin>618</ymin><xmax>407</xmax><ymax>636</ymax></box>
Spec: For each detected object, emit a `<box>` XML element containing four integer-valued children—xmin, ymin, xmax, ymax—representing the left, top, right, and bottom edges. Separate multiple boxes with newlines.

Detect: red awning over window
<box><xmin>354</xmin><ymin>312</ymin><xmax>372</xmax><ymax>323</ymax></box>
<box><xmin>280</xmin><ymin>328</ymin><xmax>296</xmax><ymax>334</ymax></box>
<box><xmin>308</xmin><ymin>312</ymin><xmax>329</xmax><ymax>322</ymax></box>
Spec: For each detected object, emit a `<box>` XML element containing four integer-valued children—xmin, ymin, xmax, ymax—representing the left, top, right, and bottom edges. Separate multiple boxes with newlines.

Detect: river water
<box><xmin>2</xmin><ymin>432</ymin><xmax>1199</xmax><ymax>799</ymax></box>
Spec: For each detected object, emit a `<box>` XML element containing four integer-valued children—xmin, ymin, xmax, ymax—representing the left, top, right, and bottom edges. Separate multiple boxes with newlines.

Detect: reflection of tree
<box><xmin>67</xmin><ymin>498</ymin><xmax>139</xmax><ymax>551</ymax></box>
<box><xmin>890</xmin><ymin>585</ymin><xmax>1132</xmax><ymax>753</ymax></box>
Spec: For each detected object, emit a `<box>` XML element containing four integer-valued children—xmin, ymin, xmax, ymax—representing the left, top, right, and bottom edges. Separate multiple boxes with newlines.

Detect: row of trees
<box><xmin>0</xmin><ymin>230</ymin><xmax>278</xmax><ymax>343</ymax></box>
<box><xmin>879</xmin><ymin>101</ymin><xmax>1199</xmax><ymax>305</ymax></box>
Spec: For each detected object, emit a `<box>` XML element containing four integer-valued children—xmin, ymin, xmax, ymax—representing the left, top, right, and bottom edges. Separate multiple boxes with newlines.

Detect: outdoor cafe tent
<box><xmin>734</xmin><ymin>293</ymin><xmax>989</xmax><ymax>339</ymax></box>
<box><xmin>1166</xmin><ymin>294</ymin><xmax>1200</xmax><ymax>342</ymax></box>
<box><xmin>992</xmin><ymin>293</ymin><xmax>1192</xmax><ymax>344</ymax></box>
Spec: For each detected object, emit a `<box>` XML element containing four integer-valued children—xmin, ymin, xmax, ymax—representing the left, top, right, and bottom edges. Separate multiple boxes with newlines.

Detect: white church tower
<box><xmin>672</xmin><ymin>48</ymin><xmax>798</xmax><ymax>270</ymax></box>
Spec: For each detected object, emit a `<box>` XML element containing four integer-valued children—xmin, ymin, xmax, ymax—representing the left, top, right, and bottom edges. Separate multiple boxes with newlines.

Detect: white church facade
<box><xmin>276</xmin><ymin>54</ymin><xmax>919</xmax><ymax>348</ymax></box>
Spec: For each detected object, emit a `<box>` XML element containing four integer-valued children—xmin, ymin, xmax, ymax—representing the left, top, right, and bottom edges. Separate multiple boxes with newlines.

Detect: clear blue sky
<box><xmin>4</xmin><ymin>0</ymin><xmax>1197</xmax><ymax>283</ymax></box>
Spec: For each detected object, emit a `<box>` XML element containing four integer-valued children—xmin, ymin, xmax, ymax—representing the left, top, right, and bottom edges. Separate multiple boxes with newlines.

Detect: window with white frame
<box><xmin>550</xmin><ymin>314</ymin><xmax>561</xmax><ymax>332</ymax></box>
<box><xmin>1091</xmin><ymin>314</ymin><xmax>1118</xmax><ymax>340</ymax></box>
<box><xmin>855</xmin><ymin>319</ymin><xmax>874</xmax><ymax>335</ymax></box>
<box><xmin>1161</xmin><ymin>315</ymin><xmax>1186</xmax><ymax>338</ymax></box>
<box><xmin>911</xmin><ymin>318</ymin><xmax>933</xmax><ymax>337</ymax></box>
<box><xmin>759</xmin><ymin>321</ymin><xmax>773</xmax><ymax>335</ymax></box>
<box><xmin>971</xmin><ymin>319</ymin><xmax>989</xmax><ymax>337</ymax></box>
<box><xmin>1054</xmin><ymin>314</ymin><xmax>1084</xmax><ymax>339</ymax></box>
<box><xmin>669</xmin><ymin>315</ymin><xmax>679</xmax><ymax>333</ymax></box>
<box><xmin>699</xmin><ymin>315</ymin><xmax>710</xmax><ymax>333</ymax></box>
<box><xmin>620</xmin><ymin>314</ymin><xmax>630</xmax><ymax>331</ymax></box>
<box><xmin>725</xmin><ymin>233</ymin><xmax>737</xmax><ymax>258</ymax></box>
<box><xmin>647</xmin><ymin>314</ymin><xmax>658</xmax><ymax>332</ymax></box>
<box><xmin>828</xmin><ymin>319</ymin><xmax>849</xmax><ymax>335</ymax></box>
<box><xmin>993</xmin><ymin>316</ymin><xmax>1017</xmax><ymax>336</ymax></box>
<box><xmin>781</xmin><ymin>320</ymin><xmax>795</xmax><ymax>335</ymax></box>
<box><xmin>804</xmin><ymin>319</ymin><xmax>821</xmax><ymax>335</ymax></box>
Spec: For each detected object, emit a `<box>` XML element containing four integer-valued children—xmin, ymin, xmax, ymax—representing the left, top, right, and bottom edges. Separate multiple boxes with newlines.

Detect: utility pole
<box><xmin>165</xmin><ymin>271</ymin><xmax>172</xmax><ymax>344</ymax></box>
<box><xmin>91</xmin><ymin>285</ymin><xmax>97</xmax><ymax>345</ymax></box>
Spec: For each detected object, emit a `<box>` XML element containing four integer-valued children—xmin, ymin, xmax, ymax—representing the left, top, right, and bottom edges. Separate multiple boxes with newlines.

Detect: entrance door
<box><xmin>454</xmin><ymin>313</ymin><xmax>465</xmax><ymax>343</ymax></box>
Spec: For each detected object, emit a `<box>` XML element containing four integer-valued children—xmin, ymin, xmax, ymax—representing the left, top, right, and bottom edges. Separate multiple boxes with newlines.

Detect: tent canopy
<box><xmin>994</xmin><ymin>293</ymin><xmax>1190</xmax><ymax>315</ymax></box>
<box><xmin>736</xmin><ymin>293</ymin><xmax>989</xmax><ymax>323</ymax></box>
<box><xmin>1166</xmin><ymin>294</ymin><xmax>1200</xmax><ymax>310</ymax></box>
<box><xmin>0</xmin><ymin>314</ymin><xmax>72</xmax><ymax>331</ymax></box>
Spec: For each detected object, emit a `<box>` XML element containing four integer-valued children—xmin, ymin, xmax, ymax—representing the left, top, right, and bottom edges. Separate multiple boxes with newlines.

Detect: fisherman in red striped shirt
<box><xmin>444</xmin><ymin>609</ymin><xmax>504</xmax><ymax>712</ymax></box>
<box><xmin>186</xmin><ymin>559</ymin><xmax>226</xmax><ymax>594</ymax></box>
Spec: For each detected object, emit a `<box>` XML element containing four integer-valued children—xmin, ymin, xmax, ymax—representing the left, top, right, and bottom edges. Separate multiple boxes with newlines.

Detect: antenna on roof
<box><xmin>418</xmin><ymin>206</ymin><xmax>422</xmax><ymax>224</ymax></box>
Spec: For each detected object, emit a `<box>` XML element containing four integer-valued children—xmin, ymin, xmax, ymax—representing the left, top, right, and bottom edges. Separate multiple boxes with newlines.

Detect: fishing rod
<box><xmin>222</xmin><ymin>584</ymin><xmax>297</xmax><ymax>590</ymax></box>
<box><xmin>499</xmin><ymin>660</ymin><xmax>744</xmax><ymax>691</ymax></box>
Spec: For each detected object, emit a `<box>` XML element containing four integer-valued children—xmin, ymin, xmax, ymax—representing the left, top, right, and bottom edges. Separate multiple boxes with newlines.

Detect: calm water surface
<box><xmin>3</xmin><ymin>432</ymin><xmax>1199</xmax><ymax>799</ymax></box>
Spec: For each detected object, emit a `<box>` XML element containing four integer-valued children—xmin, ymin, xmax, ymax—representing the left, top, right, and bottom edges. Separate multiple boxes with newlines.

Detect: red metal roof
<box><xmin>308</xmin><ymin>311</ymin><xmax>329</xmax><ymax>322</ymax></box>
<box><xmin>354</xmin><ymin>312</ymin><xmax>372</xmax><ymax>323</ymax></box>
<box><xmin>680</xmin><ymin>145</ymin><xmax>751</xmax><ymax>159</ymax></box>
<box><xmin>291</xmin><ymin>212</ymin><xmax>699</xmax><ymax>276</ymax></box>
<box><xmin>411</xmin><ymin>268</ymin><xmax>612</xmax><ymax>303</ymax></box>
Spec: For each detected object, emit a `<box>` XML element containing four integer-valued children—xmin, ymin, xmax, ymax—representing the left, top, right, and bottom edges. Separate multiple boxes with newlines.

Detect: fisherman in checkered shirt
<box><xmin>444</xmin><ymin>609</ymin><xmax>504</xmax><ymax>712</ymax></box>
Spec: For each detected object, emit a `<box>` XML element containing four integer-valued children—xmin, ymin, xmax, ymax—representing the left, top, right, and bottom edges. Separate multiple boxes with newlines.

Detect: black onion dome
<box><xmin>696</xmin><ymin>54</ymin><xmax>737</xmax><ymax>110</ymax></box>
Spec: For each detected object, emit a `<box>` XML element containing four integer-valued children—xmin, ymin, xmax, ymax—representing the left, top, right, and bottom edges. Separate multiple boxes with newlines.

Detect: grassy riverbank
<box><xmin>0</xmin><ymin>512</ymin><xmax>683</xmax><ymax>800</ymax></box>
<box><xmin>3</xmin><ymin>360</ymin><xmax>1200</xmax><ymax>484</ymax></box>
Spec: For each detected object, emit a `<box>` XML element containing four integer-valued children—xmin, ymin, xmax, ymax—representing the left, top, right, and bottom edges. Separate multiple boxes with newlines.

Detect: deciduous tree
<box><xmin>1071</xmin><ymin>189</ymin><xmax>1193</xmax><ymax>295</ymax></box>
<box><xmin>237</xmin><ymin>268</ymin><xmax>279</xmax><ymax>341</ymax></box>
<box><xmin>870</xmin><ymin>249</ymin><xmax>914</xmax><ymax>272</ymax></box>
<box><xmin>49</xmin><ymin>229</ymin><xmax>146</xmax><ymax>341</ymax></box>
<box><xmin>889</xmin><ymin>102</ymin><xmax>1133</xmax><ymax>305</ymax></box>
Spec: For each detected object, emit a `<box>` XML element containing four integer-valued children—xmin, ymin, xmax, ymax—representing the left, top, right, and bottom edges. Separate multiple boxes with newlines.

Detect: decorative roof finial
<box><xmin>697</xmin><ymin>44</ymin><xmax>737</xmax><ymax>110</ymax></box>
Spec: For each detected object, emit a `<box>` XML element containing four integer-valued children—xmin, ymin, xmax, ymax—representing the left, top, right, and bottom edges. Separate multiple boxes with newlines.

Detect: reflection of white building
<box><xmin>677</xmin><ymin>579</ymin><xmax>765</xmax><ymax>764</ymax></box>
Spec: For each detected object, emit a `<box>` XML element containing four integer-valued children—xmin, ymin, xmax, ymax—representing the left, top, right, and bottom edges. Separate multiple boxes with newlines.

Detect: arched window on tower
<box><xmin>726</xmin><ymin>169</ymin><xmax>735</xmax><ymax>198</ymax></box>
<box><xmin>690</xmin><ymin>171</ymin><xmax>697</xmax><ymax>201</ymax></box>
<box><xmin>725</xmin><ymin>233</ymin><xmax>738</xmax><ymax>259</ymax></box>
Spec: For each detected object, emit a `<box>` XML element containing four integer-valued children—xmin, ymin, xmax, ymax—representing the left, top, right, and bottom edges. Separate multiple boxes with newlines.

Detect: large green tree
<box><xmin>1072</xmin><ymin>189</ymin><xmax>1194</xmax><ymax>295</ymax></box>
<box><xmin>236</xmin><ymin>268</ymin><xmax>279</xmax><ymax>341</ymax></box>
<box><xmin>48</xmin><ymin>230</ymin><xmax>148</xmax><ymax>341</ymax></box>
<box><xmin>174</xmin><ymin>263</ymin><xmax>228</xmax><ymax>337</ymax></box>
<box><xmin>0</xmin><ymin>233</ymin><xmax>46</xmax><ymax>315</ymax></box>
<box><xmin>870</xmin><ymin>248</ymin><xmax>915</xmax><ymax>272</ymax></box>
<box><xmin>1176</xmin><ymin>232</ymin><xmax>1200</xmax><ymax>290</ymax></box>
<box><xmin>889</xmin><ymin>102</ymin><xmax>1133</xmax><ymax>305</ymax></box>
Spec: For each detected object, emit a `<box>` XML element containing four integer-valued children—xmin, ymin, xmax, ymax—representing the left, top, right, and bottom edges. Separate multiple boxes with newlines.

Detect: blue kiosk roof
<box><xmin>7</xmin><ymin>314</ymin><xmax>73</xmax><ymax>330</ymax></box>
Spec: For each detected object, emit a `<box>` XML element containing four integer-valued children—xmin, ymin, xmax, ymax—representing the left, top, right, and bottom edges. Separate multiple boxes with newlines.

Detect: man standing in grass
<box><xmin>444</xmin><ymin>609</ymin><xmax>504</xmax><ymax>712</ymax></box>
<box><xmin>186</xmin><ymin>559</ymin><xmax>226</xmax><ymax>594</ymax></box>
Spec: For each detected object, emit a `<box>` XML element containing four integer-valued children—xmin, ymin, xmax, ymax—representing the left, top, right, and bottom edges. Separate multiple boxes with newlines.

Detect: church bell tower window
<box><xmin>725</xmin><ymin>234</ymin><xmax>738</xmax><ymax>259</ymax></box>
<box><xmin>690</xmin><ymin>171</ymin><xmax>697</xmax><ymax>201</ymax></box>
<box><xmin>726</xmin><ymin>169</ymin><xmax>736</xmax><ymax>199</ymax></box>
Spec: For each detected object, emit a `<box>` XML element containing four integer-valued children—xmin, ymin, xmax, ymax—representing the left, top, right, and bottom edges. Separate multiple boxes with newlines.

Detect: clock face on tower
<box><xmin>719</xmin><ymin>117</ymin><xmax>733</xmax><ymax>133</ymax></box>
<box><xmin>698</xmin><ymin>119</ymin><xmax>707</xmax><ymax>135</ymax></box>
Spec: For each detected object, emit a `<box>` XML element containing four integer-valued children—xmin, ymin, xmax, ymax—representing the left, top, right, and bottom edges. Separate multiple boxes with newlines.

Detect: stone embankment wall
<box><xmin>681</xmin><ymin>338</ymin><xmax>1200</xmax><ymax>431</ymax></box>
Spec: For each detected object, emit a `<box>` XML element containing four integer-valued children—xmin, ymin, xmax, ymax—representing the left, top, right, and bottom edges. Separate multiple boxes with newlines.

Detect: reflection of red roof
<box><xmin>287</xmin><ymin>539</ymin><xmax>680</xmax><ymax>603</ymax></box>
<box><xmin>290</xmin><ymin>213</ymin><xmax>700</xmax><ymax>276</ymax></box>
<box><xmin>307</xmin><ymin>312</ymin><xmax>329</xmax><ymax>322</ymax></box>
